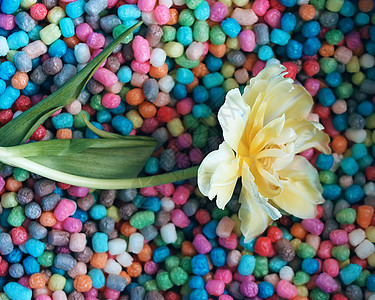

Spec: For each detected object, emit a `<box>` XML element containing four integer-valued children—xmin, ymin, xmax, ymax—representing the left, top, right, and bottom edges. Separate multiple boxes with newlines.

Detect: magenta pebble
<box><xmin>132</xmin><ymin>35</ymin><xmax>151</xmax><ymax>63</ymax></box>
<box><xmin>239</xmin><ymin>29</ymin><xmax>256</xmax><ymax>52</ymax></box>
<box><xmin>315</xmin><ymin>272</ymin><xmax>339</xmax><ymax>293</ymax></box>
<box><xmin>276</xmin><ymin>280</ymin><xmax>298</xmax><ymax>299</ymax></box>
<box><xmin>0</xmin><ymin>13</ymin><xmax>15</xmax><ymax>30</ymax></box>
<box><xmin>214</xmin><ymin>269</ymin><xmax>233</xmax><ymax>284</ymax></box>
<box><xmin>67</xmin><ymin>186</ymin><xmax>89</xmax><ymax>197</ymax></box>
<box><xmin>301</xmin><ymin>218</ymin><xmax>324</xmax><ymax>235</ymax></box>
<box><xmin>240</xmin><ymin>281</ymin><xmax>258</xmax><ymax>297</ymax></box>
<box><xmin>192</xmin><ymin>233</ymin><xmax>212</xmax><ymax>254</ymax></box>
<box><xmin>329</xmin><ymin>230</ymin><xmax>348</xmax><ymax>245</ymax></box>
<box><xmin>171</xmin><ymin>209</ymin><xmax>190</xmax><ymax>228</ymax></box>
<box><xmin>54</xmin><ymin>199</ymin><xmax>77</xmax><ymax>221</ymax></box>
<box><xmin>206</xmin><ymin>280</ymin><xmax>225</xmax><ymax>296</ymax></box>
<box><xmin>209</xmin><ymin>2</ymin><xmax>228</xmax><ymax>22</ymax></box>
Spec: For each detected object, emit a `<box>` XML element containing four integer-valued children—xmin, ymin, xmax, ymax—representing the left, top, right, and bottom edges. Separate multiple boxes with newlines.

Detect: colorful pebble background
<box><xmin>0</xmin><ymin>0</ymin><xmax>374</xmax><ymax>299</ymax></box>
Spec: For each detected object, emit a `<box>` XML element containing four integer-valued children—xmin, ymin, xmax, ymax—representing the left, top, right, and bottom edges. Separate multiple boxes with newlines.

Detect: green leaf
<box><xmin>0</xmin><ymin>21</ymin><xmax>142</xmax><ymax>148</ymax></box>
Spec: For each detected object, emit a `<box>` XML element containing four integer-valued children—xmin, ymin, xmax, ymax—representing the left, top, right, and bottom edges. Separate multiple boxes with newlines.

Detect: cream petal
<box><xmin>272</xmin><ymin>156</ymin><xmax>324</xmax><ymax>219</ymax></box>
<box><xmin>197</xmin><ymin>142</ymin><xmax>236</xmax><ymax>196</ymax></box>
<box><xmin>218</xmin><ymin>88</ymin><xmax>250</xmax><ymax>151</ymax></box>
<box><xmin>256</xmin><ymin>148</ymin><xmax>295</xmax><ymax>171</ymax></box>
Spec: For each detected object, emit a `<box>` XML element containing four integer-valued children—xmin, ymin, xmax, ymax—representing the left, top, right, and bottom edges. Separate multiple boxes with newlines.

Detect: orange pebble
<box><xmin>120</xmin><ymin>221</ymin><xmax>137</xmax><ymax>237</ymax></box>
<box><xmin>293</xmin><ymin>297</ymin><xmax>309</xmax><ymax>300</ymax></box>
<box><xmin>290</xmin><ymin>223</ymin><xmax>307</xmax><ymax>240</ymax></box>
<box><xmin>11</xmin><ymin>71</ymin><xmax>29</xmax><ymax>90</ymax></box>
<box><xmin>139</xmin><ymin>101</ymin><xmax>157</xmax><ymax>118</ymax></box>
<box><xmin>181</xmin><ymin>241</ymin><xmax>197</xmax><ymax>257</ymax></box>
<box><xmin>90</xmin><ymin>253</ymin><xmax>108</xmax><ymax>269</ymax></box>
<box><xmin>319</xmin><ymin>42</ymin><xmax>335</xmax><ymax>57</ymax></box>
<box><xmin>39</xmin><ymin>212</ymin><xmax>57</xmax><ymax>227</ymax></box>
<box><xmin>299</xmin><ymin>4</ymin><xmax>315</xmax><ymax>21</ymax></box>
<box><xmin>74</xmin><ymin>275</ymin><xmax>92</xmax><ymax>293</ymax></box>
<box><xmin>58</xmin><ymin>0</ymin><xmax>68</xmax><ymax>9</ymax></box>
<box><xmin>149</xmin><ymin>63</ymin><xmax>168</xmax><ymax>78</ymax></box>
<box><xmin>29</xmin><ymin>273</ymin><xmax>46</xmax><ymax>289</ymax></box>
<box><xmin>359</xmin><ymin>0</ymin><xmax>374</xmax><ymax>11</ymax></box>
<box><xmin>120</xmin><ymin>271</ymin><xmax>131</xmax><ymax>286</ymax></box>
<box><xmin>56</xmin><ymin>128</ymin><xmax>72</xmax><ymax>139</ymax></box>
<box><xmin>331</xmin><ymin>135</ymin><xmax>348</xmax><ymax>154</ymax></box>
<box><xmin>192</xmin><ymin>63</ymin><xmax>209</xmax><ymax>78</ymax></box>
<box><xmin>353</xmin><ymin>44</ymin><xmax>365</xmax><ymax>56</ymax></box>
<box><xmin>126</xmin><ymin>88</ymin><xmax>145</xmax><ymax>106</ymax></box>
<box><xmin>137</xmin><ymin>244</ymin><xmax>152</xmax><ymax>261</ymax></box>
<box><xmin>64</xmin><ymin>35</ymin><xmax>80</xmax><ymax>48</ymax></box>
<box><xmin>166</xmin><ymin>8</ymin><xmax>178</xmax><ymax>25</ymax></box>
<box><xmin>5</xmin><ymin>176</ymin><xmax>23</xmax><ymax>192</ymax></box>
<box><xmin>243</xmin><ymin>53</ymin><xmax>258</xmax><ymax>71</ymax></box>
<box><xmin>186</xmin><ymin>76</ymin><xmax>199</xmax><ymax>93</ymax></box>
<box><xmin>209</xmin><ymin>43</ymin><xmax>226</xmax><ymax>58</ymax></box>
<box><xmin>357</xmin><ymin>205</ymin><xmax>374</xmax><ymax>229</ymax></box>
<box><xmin>127</xmin><ymin>262</ymin><xmax>142</xmax><ymax>277</ymax></box>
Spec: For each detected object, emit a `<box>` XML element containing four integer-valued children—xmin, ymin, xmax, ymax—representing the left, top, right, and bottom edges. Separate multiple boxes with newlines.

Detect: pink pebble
<box><xmin>177</xmin><ymin>133</ymin><xmax>192</xmax><ymax>149</ymax></box>
<box><xmin>102</xmin><ymin>93</ymin><xmax>121</xmax><ymax>109</ymax></box>
<box><xmin>140</xmin><ymin>186</ymin><xmax>158</xmax><ymax>197</ymax></box>
<box><xmin>301</xmin><ymin>218</ymin><xmax>324</xmax><ymax>235</ymax></box>
<box><xmin>91</xmin><ymin>49</ymin><xmax>107</xmax><ymax>68</ymax></box>
<box><xmin>76</xmin><ymin>23</ymin><xmax>93</xmax><ymax>42</ymax></box>
<box><xmin>132</xmin><ymin>36</ymin><xmax>151</xmax><ymax>63</ymax></box>
<box><xmin>189</xmin><ymin>148</ymin><xmax>204</xmax><ymax>164</ymax></box>
<box><xmin>264</xmin><ymin>8</ymin><xmax>281</xmax><ymax>28</ymax></box>
<box><xmin>54</xmin><ymin>199</ymin><xmax>76</xmax><ymax>221</ymax></box>
<box><xmin>304</xmin><ymin>78</ymin><xmax>320</xmax><ymax>96</ymax></box>
<box><xmin>52</xmin><ymin>220</ymin><xmax>64</xmax><ymax>230</ymax></box>
<box><xmin>93</xmin><ymin>68</ymin><xmax>118</xmax><ymax>87</ymax></box>
<box><xmin>209</xmin><ymin>2</ymin><xmax>228</xmax><ymax>22</ymax></box>
<box><xmin>206</xmin><ymin>280</ymin><xmax>225</xmax><ymax>296</ymax></box>
<box><xmin>63</xmin><ymin>217</ymin><xmax>83</xmax><ymax>233</ymax></box>
<box><xmin>107</xmin><ymin>0</ymin><xmax>119</xmax><ymax>8</ymax></box>
<box><xmin>252</xmin><ymin>60</ymin><xmax>266</xmax><ymax>76</ymax></box>
<box><xmin>171</xmin><ymin>209</ymin><xmax>190</xmax><ymax>228</ymax></box>
<box><xmin>218</xmin><ymin>233</ymin><xmax>238</xmax><ymax>250</ymax></box>
<box><xmin>176</xmin><ymin>97</ymin><xmax>194</xmax><ymax>115</ymax></box>
<box><xmin>316</xmin><ymin>272</ymin><xmax>339</xmax><ymax>293</ymax></box>
<box><xmin>215</xmin><ymin>269</ymin><xmax>233</xmax><ymax>284</ymax></box>
<box><xmin>130</xmin><ymin>60</ymin><xmax>150</xmax><ymax>74</ymax></box>
<box><xmin>172</xmin><ymin>185</ymin><xmax>190</xmax><ymax>205</ymax></box>
<box><xmin>69</xmin><ymin>233</ymin><xmax>87</xmax><ymax>252</ymax></box>
<box><xmin>218</xmin><ymin>296</ymin><xmax>233</xmax><ymax>300</ymax></box>
<box><xmin>193</xmin><ymin>233</ymin><xmax>212</xmax><ymax>254</ymax></box>
<box><xmin>0</xmin><ymin>176</ymin><xmax>5</xmax><ymax>191</ymax></box>
<box><xmin>276</xmin><ymin>280</ymin><xmax>298</xmax><ymax>299</ymax></box>
<box><xmin>154</xmin><ymin>5</ymin><xmax>170</xmax><ymax>25</ymax></box>
<box><xmin>155</xmin><ymin>183</ymin><xmax>175</xmax><ymax>197</ymax></box>
<box><xmin>84</xmin><ymin>288</ymin><xmax>99</xmax><ymax>298</ymax></box>
<box><xmin>137</xmin><ymin>0</ymin><xmax>157</xmax><ymax>11</ymax></box>
<box><xmin>346</xmin><ymin>31</ymin><xmax>361</xmax><ymax>50</ymax></box>
<box><xmin>231</xmin><ymin>8</ymin><xmax>258</xmax><ymax>26</ymax></box>
<box><xmin>202</xmin><ymin>41</ymin><xmax>209</xmax><ymax>56</ymax></box>
<box><xmin>299</xmin><ymin>148</ymin><xmax>315</xmax><ymax>161</ymax></box>
<box><xmin>329</xmin><ymin>229</ymin><xmax>348</xmax><ymax>245</ymax></box>
<box><xmin>322</xmin><ymin>258</ymin><xmax>339</xmax><ymax>277</ymax></box>
<box><xmin>234</xmin><ymin>272</ymin><xmax>255</xmax><ymax>282</ymax></box>
<box><xmin>18</xmin><ymin>276</ymin><xmax>30</xmax><ymax>288</ymax></box>
<box><xmin>36</xmin><ymin>296</ymin><xmax>52</xmax><ymax>300</ymax></box>
<box><xmin>252</xmin><ymin>0</ymin><xmax>270</xmax><ymax>16</ymax></box>
<box><xmin>103</xmin><ymin>288</ymin><xmax>120</xmax><ymax>300</ymax></box>
<box><xmin>52</xmin><ymin>290</ymin><xmax>67</xmax><ymax>300</ymax></box>
<box><xmin>67</xmin><ymin>186</ymin><xmax>89</xmax><ymax>198</ymax></box>
<box><xmin>0</xmin><ymin>13</ymin><xmax>15</xmax><ymax>30</ymax></box>
<box><xmin>239</xmin><ymin>29</ymin><xmax>256</xmax><ymax>52</ymax></box>
<box><xmin>240</xmin><ymin>281</ymin><xmax>258</xmax><ymax>297</ymax></box>
<box><xmin>87</xmin><ymin>32</ymin><xmax>105</xmax><ymax>49</ymax></box>
<box><xmin>144</xmin><ymin>261</ymin><xmax>158</xmax><ymax>275</ymax></box>
<box><xmin>317</xmin><ymin>240</ymin><xmax>334</xmax><ymax>259</ymax></box>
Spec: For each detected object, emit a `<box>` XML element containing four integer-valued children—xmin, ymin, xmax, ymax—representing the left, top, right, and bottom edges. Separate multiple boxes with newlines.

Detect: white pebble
<box><xmin>364</xmin><ymin>182</ymin><xmax>375</xmax><ymax>197</ymax></box>
<box><xmin>150</xmin><ymin>48</ymin><xmax>166</xmax><ymax>68</ymax></box>
<box><xmin>368</xmin><ymin>294</ymin><xmax>375</xmax><ymax>300</ymax></box>
<box><xmin>348</xmin><ymin>228</ymin><xmax>366</xmax><ymax>247</ymax></box>
<box><xmin>77</xmin><ymin>63</ymin><xmax>87</xmax><ymax>72</ymax></box>
<box><xmin>158</xmin><ymin>75</ymin><xmax>175</xmax><ymax>93</ymax></box>
<box><xmin>0</xmin><ymin>36</ymin><xmax>9</xmax><ymax>57</ymax></box>
<box><xmin>159</xmin><ymin>0</ymin><xmax>173</xmax><ymax>7</ymax></box>
<box><xmin>74</xmin><ymin>43</ymin><xmax>91</xmax><ymax>64</ymax></box>
<box><xmin>355</xmin><ymin>239</ymin><xmax>375</xmax><ymax>259</ymax></box>
<box><xmin>141</xmin><ymin>12</ymin><xmax>157</xmax><ymax>26</ymax></box>
<box><xmin>330</xmin><ymin>153</ymin><xmax>343</xmax><ymax>172</ymax></box>
<box><xmin>279</xmin><ymin>266</ymin><xmax>294</xmax><ymax>282</ymax></box>
<box><xmin>345</xmin><ymin>128</ymin><xmax>367</xmax><ymax>143</ymax></box>
<box><xmin>359</xmin><ymin>53</ymin><xmax>375</xmax><ymax>69</ymax></box>
<box><xmin>42</xmin><ymin>130</ymin><xmax>54</xmax><ymax>141</ymax></box>
<box><xmin>108</xmin><ymin>238</ymin><xmax>127</xmax><ymax>255</ymax></box>
<box><xmin>128</xmin><ymin>232</ymin><xmax>144</xmax><ymax>254</ymax></box>
<box><xmin>266</xmin><ymin>58</ymin><xmax>280</xmax><ymax>66</ymax></box>
<box><xmin>160</xmin><ymin>197</ymin><xmax>175</xmax><ymax>212</ymax></box>
<box><xmin>161</xmin><ymin>223</ymin><xmax>177</xmax><ymax>244</ymax></box>
<box><xmin>104</xmin><ymin>258</ymin><xmax>122</xmax><ymax>275</ymax></box>
<box><xmin>186</xmin><ymin>42</ymin><xmax>204</xmax><ymax>61</ymax></box>
<box><xmin>65</xmin><ymin>100</ymin><xmax>82</xmax><ymax>115</ymax></box>
<box><xmin>116</xmin><ymin>252</ymin><xmax>133</xmax><ymax>267</ymax></box>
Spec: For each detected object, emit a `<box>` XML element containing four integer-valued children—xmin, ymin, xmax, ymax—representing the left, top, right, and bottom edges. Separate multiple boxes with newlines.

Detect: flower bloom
<box><xmin>198</xmin><ymin>64</ymin><xmax>331</xmax><ymax>241</ymax></box>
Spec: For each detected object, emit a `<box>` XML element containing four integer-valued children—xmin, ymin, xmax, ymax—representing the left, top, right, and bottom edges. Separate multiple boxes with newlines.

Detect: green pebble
<box><xmin>166</xmin><ymin>256</ymin><xmax>181</xmax><ymax>271</ymax></box>
<box><xmin>90</xmin><ymin>95</ymin><xmax>104</xmax><ymax>111</ymax></box>
<box><xmin>129</xmin><ymin>211</ymin><xmax>155</xmax><ymax>229</ymax></box>
<box><xmin>185</xmin><ymin>0</ymin><xmax>204</xmax><ymax>9</ymax></box>
<box><xmin>352</xmin><ymin>71</ymin><xmax>366</xmax><ymax>86</ymax></box>
<box><xmin>310</xmin><ymin>0</ymin><xmax>326</xmax><ymax>10</ymax></box>
<box><xmin>297</xmin><ymin>243</ymin><xmax>316</xmax><ymax>259</ymax></box>
<box><xmin>355</xmin><ymin>270</ymin><xmax>371</xmax><ymax>287</ymax></box>
<box><xmin>310</xmin><ymin>287</ymin><xmax>330</xmax><ymax>300</ymax></box>
<box><xmin>13</xmin><ymin>168</ymin><xmax>29</xmax><ymax>182</ymax></box>
<box><xmin>154</xmin><ymin>234</ymin><xmax>168</xmax><ymax>247</ymax></box>
<box><xmin>99</xmin><ymin>9</ymin><xmax>108</xmax><ymax>18</ymax></box>
<box><xmin>6</xmin><ymin>50</ymin><xmax>17</xmax><ymax>63</ymax></box>
<box><xmin>73</xmin><ymin>111</ymin><xmax>90</xmax><ymax>128</ymax></box>
<box><xmin>7</xmin><ymin>206</ymin><xmax>25</xmax><ymax>227</ymax></box>
<box><xmin>144</xmin><ymin>280</ymin><xmax>159</xmax><ymax>292</ymax></box>
<box><xmin>335</xmin><ymin>82</ymin><xmax>353</xmax><ymax>99</ymax></box>
<box><xmin>192</xmin><ymin>125</ymin><xmax>208</xmax><ymax>148</ymax></box>
<box><xmin>325</xmin><ymin>0</ymin><xmax>344</xmax><ymax>11</ymax></box>
<box><xmin>170</xmin><ymin>267</ymin><xmax>188</xmax><ymax>286</ymax></box>
<box><xmin>212</xmin><ymin>206</ymin><xmax>230</xmax><ymax>220</ymax></box>
<box><xmin>113</xmin><ymin>25</ymin><xmax>133</xmax><ymax>44</ymax></box>
<box><xmin>180</xmin><ymin>282</ymin><xmax>193</xmax><ymax>296</ymax></box>
<box><xmin>222</xmin><ymin>62</ymin><xmax>236</xmax><ymax>78</ymax></box>
<box><xmin>193</xmin><ymin>21</ymin><xmax>209</xmax><ymax>42</ymax></box>
<box><xmin>175</xmin><ymin>53</ymin><xmax>200</xmax><ymax>69</ymax></box>
<box><xmin>332</xmin><ymin>245</ymin><xmax>350</xmax><ymax>261</ymax></box>
<box><xmin>156</xmin><ymin>271</ymin><xmax>174</xmax><ymax>291</ymax></box>
<box><xmin>1</xmin><ymin>192</ymin><xmax>18</xmax><ymax>208</ymax></box>
<box><xmin>184</xmin><ymin>114</ymin><xmax>199</xmax><ymax>130</ymax></box>
<box><xmin>319</xmin><ymin>171</ymin><xmax>337</xmax><ymax>184</ymax></box>
<box><xmin>172</xmin><ymin>230</ymin><xmax>185</xmax><ymax>249</ymax></box>
<box><xmin>180</xmin><ymin>256</ymin><xmax>192</xmax><ymax>274</ymax></box>
<box><xmin>210</xmin><ymin>25</ymin><xmax>226</xmax><ymax>45</ymax></box>
<box><xmin>118</xmin><ymin>86</ymin><xmax>130</xmax><ymax>99</ymax></box>
<box><xmin>319</xmin><ymin>58</ymin><xmax>337</xmax><ymax>74</ymax></box>
<box><xmin>223</xmin><ymin>78</ymin><xmax>240</xmax><ymax>92</ymax></box>
<box><xmin>325</xmin><ymin>29</ymin><xmax>344</xmax><ymax>45</ymax></box>
<box><xmin>336</xmin><ymin>208</ymin><xmax>356</xmax><ymax>224</ymax></box>
<box><xmin>372</xmin><ymin>13</ymin><xmax>375</xmax><ymax>25</ymax></box>
<box><xmin>164</xmin><ymin>42</ymin><xmax>184</xmax><ymax>58</ymax></box>
<box><xmin>201</xmin><ymin>114</ymin><xmax>217</xmax><ymax>127</ymax></box>
<box><xmin>366</xmin><ymin>114</ymin><xmax>375</xmax><ymax>129</ymax></box>
<box><xmin>38</xmin><ymin>251</ymin><xmax>55</xmax><ymax>267</ymax></box>
<box><xmin>178</xmin><ymin>9</ymin><xmax>195</xmax><ymax>26</ymax></box>
<box><xmin>162</xmin><ymin>26</ymin><xmax>177</xmax><ymax>42</ymax></box>
<box><xmin>0</xmin><ymin>293</ymin><xmax>10</xmax><ymax>300</ymax></box>
<box><xmin>253</xmin><ymin>256</ymin><xmax>268</xmax><ymax>278</ymax></box>
<box><xmin>293</xmin><ymin>271</ymin><xmax>310</xmax><ymax>285</ymax></box>
<box><xmin>346</xmin><ymin>56</ymin><xmax>360</xmax><ymax>73</ymax></box>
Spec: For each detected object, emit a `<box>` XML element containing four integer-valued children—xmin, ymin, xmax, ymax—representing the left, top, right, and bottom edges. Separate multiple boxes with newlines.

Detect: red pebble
<box><xmin>30</xmin><ymin>3</ymin><xmax>48</xmax><ymax>20</ymax></box>
<box><xmin>0</xmin><ymin>260</ymin><xmax>9</xmax><ymax>276</ymax></box>
<box><xmin>282</xmin><ymin>62</ymin><xmax>297</xmax><ymax>79</ymax></box>
<box><xmin>0</xmin><ymin>109</ymin><xmax>13</xmax><ymax>126</ymax></box>
<box><xmin>332</xmin><ymin>295</ymin><xmax>348</xmax><ymax>300</ymax></box>
<box><xmin>195</xmin><ymin>209</ymin><xmax>211</xmax><ymax>225</ymax></box>
<box><xmin>57</xmin><ymin>182</ymin><xmax>71</xmax><ymax>190</ymax></box>
<box><xmin>164</xmin><ymin>291</ymin><xmax>181</xmax><ymax>300</ymax></box>
<box><xmin>30</xmin><ymin>125</ymin><xmax>47</xmax><ymax>141</ymax></box>
<box><xmin>13</xmin><ymin>95</ymin><xmax>32</xmax><ymax>112</ymax></box>
<box><xmin>365</xmin><ymin>167</ymin><xmax>375</xmax><ymax>181</ymax></box>
<box><xmin>156</xmin><ymin>106</ymin><xmax>175</xmax><ymax>123</ymax></box>
<box><xmin>270</xmin><ymin>0</ymin><xmax>285</xmax><ymax>11</ymax></box>
<box><xmin>303</xmin><ymin>59</ymin><xmax>320</xmax><ymax>76</ymax></box>
<box><xmin>306</xmin><ymin>274</ymin><xmax>318</xmax><ymax>290</ymax></box>
<box><xmin>279</xmin><ymin>215</ymin><xmax>292</xmax><ymax>227</ymax></box>
<box><xmin>316</xmin><ymin>205</ymin><xmax>324</xmax><ymax>219</ymax></box>
<box><xmin>218</xmin><ymin>233</ymin><xmax>238</xmax><ymax>250</ymax></box>
<box><xmin>267</xmin><ymin>226</ymin><xmax>283</xmax><ymax>243</ymax></box>
<box><xmin>254</xmin><ymin>237</ymin><xmax>275</xmax><ymax>257</ymax></box>
<box><xmin>314</xmin><ymin>104</ymin><xmax>331</xmax><ymax>119</ymax></box>
<box><xmin>317</xmin><ymin>240</ymin><xmax>334</xmax><ymax>259</ymax></box>
<box><xmin>321</xmin><ymin>117</ymin><xmax>340</xmax><ymax>137</ymax></box>
<box><xmin>351</xmin><ymin>255</ymin><xmax>367</xmax><ymax>269</ymax></box>
<box><xmin>10</xmin><ymin>227</ymin><xmax>28</xmax><ymax>245</ymax></box>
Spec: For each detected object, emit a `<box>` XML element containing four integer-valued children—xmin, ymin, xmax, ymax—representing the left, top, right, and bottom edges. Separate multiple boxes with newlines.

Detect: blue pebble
<box><xmin>96</xmin><ymin>110</ymin><xmax>112</xmax><ymax>124</ymax></box>
<box><xmin>207</xmin><ymin>87</ymin><xmax>225</xmax><ymax>109</ymax></box>
<box><xmin>192</xmin><ymin>104</ymin><xmax>212</xmax><ymax>119</ymax></box>
<box><xmin>193</xmin><ymin>85</ymin><xmax>209</xmax><ymax>103</ymax></box>
<box><xmin>345</xmin><ymin>184</ymin><xmax>364</xmax><ymax>204</ymax></box>
<box><xmin>357</xmin><ymin>101</ymin><xmax>373</xmax><ymax>117</ymax></box>
<box><xmin>210</xmin><ymin>247</ymin><xmax>226</xmax><ymax>267</ymax></box>
<box><xmin>1</xmin><ymin>0</ymin><xmax>21</xmax><ymax>14</ymax></box>
<box><xmin>72</xmin><ymin>209</ymin><xmax>88</xmax><ymax>224</ymax></box>
<box><xmin>316</xmin><ymin>154</ymin><xmax>334</xmax><ymax>170</ymax></box>
<box><xmin>7</xmin><ymin>31</ymin><xmax>29</xmax><ymax>50</ymax></box>
<box><xmin>258</xmin><ymin>45</ymin><xmax>274</xmax><ymax>61</ymax></box>
<box><xmin>325</xmin><ymin>71</ymin><xmax>342</xmax><ymax>87</ymax></box>
<box><xmin>88</xmin><ymin>268</ymin><xmax>106</xmax><ymax>289</ymax></box>
<box><xmin>221</xmin><ymin>18</ymin><xmax>241</xmax><ymax>38</ymax></box>
<box><xmin>14</xmin><ymin>51</ymin><xmax>32</xmax><ymax>72</ymax></box>
<box><xmin>0</xmin><ymin>86</ymin><xmax>20</xmax><ymax>109</ymax></box>
<box><xmin>286</xmin><ymin>39</ymin><xmax>303</xmax><ymax>59</ymax></box>
<box><xmin>190</xmin><ymin>289</ymin><xmax>208</xmax><ymax>300</ymax></box>
<box><xmin>28</xmin><ymin>25</ymin><xmax>42</xmax><ymax>41</ymax></box>
<box><xmin>205</xmin><ymin>54</ymin><xmax>223</xmax><ymax>72</ymax></box>
<box><xmin>339</xmin><ymin>0</ymin><xmax>356</xmax><ymax>17</ymax></box>
<box><xmin>25</xmin><ymin>238</ymin><xmax>45</xmax><ymax>258</ymax></box>
<box><xmin>269</xmin><ymin>256</ymin><xmax>288</xmax><ymax>272</ymax></box>
<box><xmin>117</xmin><ymin>4</ymin><xmax>141</xmax><ymax>21</ymax></box>
<box><xmin>117</xmin><ymin>66</ymin><xmax>132</xmax><ymax>83</ymax></box>
<box><xmin>367</xmin><ymin>274</ymin><xmax>375</xmax><ymax>292</ymax></box>
<box><xmin>340</xmin><ymin>264</ymin><xmax>362</xmax><ymax>285</ymax></box>
<box><xmin>142</xmin><ymin>196</ymin><xmax>160</xmax><ymax>212</ymax></box>
<box><xmin>4</xmin><ymin>282</ymin><xmax>32</xmax><ymax>300</ymax></box>
<box><xmin>352</xmin><ymin>143</ymin><xmax>368</xmax><ymax>160</ymax></box>
<box><xmin>176</xmin><ymin>68</ymin><xmax>195</xmax><ymax>85</ymax></box>
<box><xmin>144</xmin><ymin>157</ymin><xmax>159</xmax><ymax>175</ymax></box>
<box><xmin>173</xmin><ymin>83</ymin><xmax>187</xmax><ymax>100</ymax></box>
<box><xmin>270</xmin><ymin>29</ymin><xmax>291</xmax><ymax>46</ymax></box>
<box><xmin>52</xmin><ymin>112</ymin><xmax>74</xmax><ymax>129</ymax></box>
<box><xmin>0</xmin><ymin>80</ymin><xmax>6</xmax><ymax>94</ymax></box>
<box><xmin>258</xmin><ymin>281</ymin><xmax>274</xmax><ymax>298</ymax></box>
<box><xmin>9</xmin><ymin>263</ymin><xmax>24</xmax><ymax>278</ymax></box>
<box><xmin>303</xmin><ymin>37</ymin><xmax>321</xmax><ymax>56</ymax></box>
<box><xmin>194</xmin><ymin>1</ymin><xmax>210</xmax><ymax>20</ymax></box>
<box><xmin>48</xmin><ymin>39</ymin><xmax>67</xmax><ymax>58</ymax></box>
<box><xmin>22</xmin><ymin>81</ymin><xmax>40</xmax><ymax>96</ymax></box>
<box><xmin>302</xmin><ymin>21</ymin><xmax>321</xmax><ymax>38</ymax></box>
<box><xmin>280</xmin><ymin>0</ymin><xmax>296</xmax><ymax>7</ymax></box>
<box><xmin>281</xmin><ymin>12</ymin><xmax>296</xmax><ymax>32</ymax></box>
<box><xmin>23</xmin><ymin>256</ymin><xmax>40</xmax><ymax>275</ymax></box>
<box><xmin>240</xmin><ymin>236</ymin><xmax>256</xmax><ymax>251</ymax></box>
<box><xmin>322</xmin><ymin>184</ymin><xmax>342</xmax><ymax>200</ymax></box>
<box><xmin>65</xmin><ymin>0</ymin><xmax>86</xmax><ymax>18</ymax></box>
<box><xmin>332</xmin><ymin>113</ymin><xmax>348</xmax><ymax>131</ymax></box>
<box><xmin>109</xmin><ymin>101</ymin><xmax>126</xmax><ymax>115</ymax></box>
<box><xmin>63</xmin><ymin>48</ymin><xmax>77</xmax><ymax>64</ymax></box>
<box><xmin>192</xmin><ymin>254</ymin><xmax>209</xmax><ymax>275</ymax></box>
<box><xmin>238</xmin><ymin>255</ymin><xmax>256</xmax><ymax>275</ymax></box>
<box><xmin>153</xmin><ymin>246</ymin><xmax>170</xmax><ymax>263</ymax></box>
<box><xmin>341</xmin><ymin>157</ymin><xmax>359</xmax><ymax>176</ymax></box>
<box><xmin>203</xmin><ymin>72</ymin><xmax>224</xmax><ymax>89</ymax></box>
<box><xmin>6</xmin><ymin>248</ymin><xmax>23</xmax><ymax>263</ymax></box>
<box><xmin>301</xmin><ymin>258</ymin><xmax>319</xmax><ymax>274</ymax></box>
<box><xmin>89</xmin><ymin>204</ymin><xmax>107</xmax><ymax>220</ymax></box>
<box><xmin>111</xmin><ymin>115</ymin><xmax>133</xmax><ymax>135</ymax></box>
<box><xmin>59</xmin><ymin>17</ymin><xmax>75</xmax><ymax>38</ymax></box>
<box><xmin>0</xmin><ymin>61</ymin><xmax>16</xmax><ymax>80</ymax></box>
<box><xmin>318</xmin><ymin>87</ymin><xmax>336</xmax><ymax>107</ymax></box>
<box><xmin>355</xmin><ymin>12</ymin><xmax>369</xmax><ymax>26</ymax></box>
<box><xmin>338</xmin><ymin>18</ymin><xmax>354</xmax><ymax>34</ymax></box>
<box><xmin>92</xmin><ymin>232</ymin><xmax>109</xmax><ymax>253</ymax></box>
<box><xmin>177</xmin><ymin>26</ymin><xmax>193</xmax><ymax>46</ymax></box>
<box><xmin>189</xmin><ymin>276</ymin><xmax>205</xmax><ymax>289</ymax></box>
<box><xmin>370</xmin><ymin>26</ymin><xmax>375</xmax><ymax>42</ymax></box>
<box><xmin>203</xmin><ymin>220</ymin><xmax>218</xmax><ymax>239</ymax></box>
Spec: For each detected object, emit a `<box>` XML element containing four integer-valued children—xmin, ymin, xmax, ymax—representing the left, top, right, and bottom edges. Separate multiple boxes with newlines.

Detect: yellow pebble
<box><xmin>163</xmin><ymin>42</ymin><xmax>184</xmax><ymax>58</ymax></box>
<box><xmin>167</xmin><ymin>118</ymin><xmax>185</xmax><ymax>137</ymax></box>
<box><xmin>48</xmin><ymin>274</ymin><xmax>66</xmax><ymax>291</ymax></box>
<box><xmin>6</xmin><ymin>50</ymin><xmax>17</xmax><ymax>63</ymax></box>
<box><xmin>346</xmin><ymin>56</ymin><xmax>360</xmax><ymax>73</ymax></box>
<box><xmin>223</xmin><ymin>78</ymin><xmax>239</xmax><ymax>92</ymax></box>
<box><xmin>297</xmin><ymin>285</ymin><xmax>309</xmax><ymax>297</ymax></box>
<box><xmin>366</xmin><ymin>226</ymin><xmax>375</xmax><ymax>242</ymax></box>
<box><xmin>367</xmin><ymin>252</ymin><xmax>375</xmax><ymax>267</ymax></box>
<box><xmin>47</xmin><ymin>6</ymin><xmax>66</xmax><ymax>24</ymax></box>
<box><xmin>233</xmin><ymin>0</ymin><xmax>249</xmax><ymax>6</ymax></box>
<box><xmin>107</xmin><ymin>206</ymin><xmax>121</xmax><ymax>223</ymax></box>
<box><xmin>339</xmin><ymin>258</ymin><xmax>350</xmax><ymax>269</ymax></box>
<box><xmin>40</xmin><ymin>24</ymin><xmax>62</xmax><ymax>45</ymax></box>
<box><xmin>291</xmin><ymin>238</ymin><xmax>302</xmax><ymax>251</ymax></box>
<box><xmin>126</xmin><ymin>110</ymin><xmax>143</xmax><ymax>129</ymax></box>
<box><xmin>226</xmin><ymin>37</ymin><xmax>240</xmax><ymax>50</ymax></box>
<box><xmin>231</xmin><ymin>214</ymin><xmax>242</xmax><ymax>236</ymax></box>
<box><xmin>21</xmin><ymin>0</ymin><xmax>37</xmax><ymax>8</ymax></box>
<box><xmin>220</xmin><ymin>0</ymin><xmax>232</xmax><ymax>7</ymax></box>
<box><xmin>222</xmin><ymin>62</ymin><xmax>236</xmax><ymax>78</ymax></box>
<box><xmin>201</xmin><ymin>113</ymin><xmax>217</xmax><ymax>127</ymax></box>
<box><xmin>352</xmin><ymin>71</ymin><xmax>366</xmax><ymax>86</ymax></box>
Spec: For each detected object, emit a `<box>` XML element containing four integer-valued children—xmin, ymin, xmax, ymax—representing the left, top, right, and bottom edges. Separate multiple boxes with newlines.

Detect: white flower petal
<box><xmin>218</xmin><ymin>88</ymin><xmax>250</xmax><ymax>151</ymax></box>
